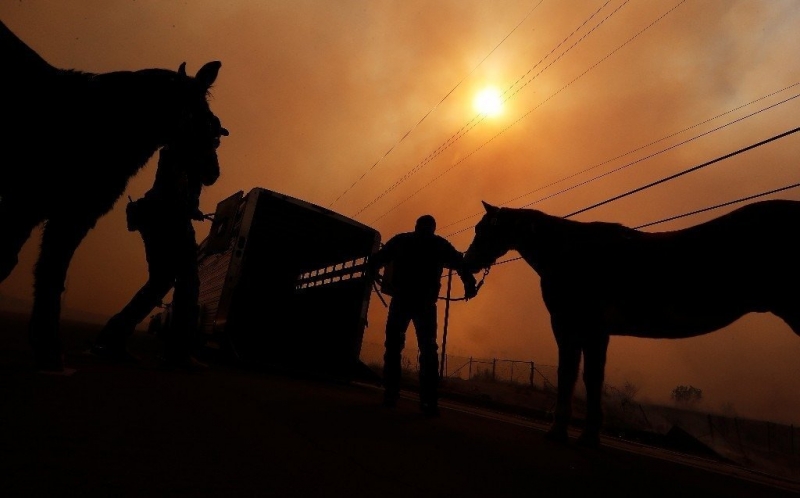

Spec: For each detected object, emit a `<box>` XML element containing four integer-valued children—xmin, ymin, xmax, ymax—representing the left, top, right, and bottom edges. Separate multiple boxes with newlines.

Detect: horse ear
<box><xmin>178</xmin><ymin>62</ymin><xmax>187</xmax><ymax>76</ymax></box>
<box><xmin>195</xmin><ymin>61</ymin><xmax>221</xmax><ymax>90</ymax></box>
<box><xmin>482</xmin><ymin>201</ymin><xmax>499</xmax><ymax>214</ymax></box>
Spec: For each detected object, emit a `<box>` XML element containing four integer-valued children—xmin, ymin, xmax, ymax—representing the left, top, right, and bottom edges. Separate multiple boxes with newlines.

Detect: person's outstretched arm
<box><xmin>441</xmin><ymin>240</ymin><xmax>477</xmax><ymax>299</ymax></box>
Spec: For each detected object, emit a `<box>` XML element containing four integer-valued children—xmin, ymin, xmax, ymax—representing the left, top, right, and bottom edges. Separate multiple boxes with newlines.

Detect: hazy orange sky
<box><xmin>2</xmin><ymin>1</ymin><xmax>800</xmax><ymax>425</ymax></box>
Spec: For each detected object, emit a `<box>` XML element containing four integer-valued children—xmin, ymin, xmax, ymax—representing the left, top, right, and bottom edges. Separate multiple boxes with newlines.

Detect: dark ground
<box><xmin>1</xmin><ymin>310</ymin><xmax>799</xmax><ymax>497</ymax></box>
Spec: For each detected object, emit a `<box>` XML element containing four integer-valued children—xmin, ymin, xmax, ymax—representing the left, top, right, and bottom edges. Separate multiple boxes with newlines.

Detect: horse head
<box><xmin>463</xmin><ymin>201</ymin><xmax>514</xmax><ymax>274</ymax></box>
<box><xmin>155</xmin><ymin>61</ymin><xmax>226</xmax><ymax>186</ymax></box>
<box><xmin>167</xmin><ymin>108</ymin><xmax>228</xmax><ymax>186</ymax></box>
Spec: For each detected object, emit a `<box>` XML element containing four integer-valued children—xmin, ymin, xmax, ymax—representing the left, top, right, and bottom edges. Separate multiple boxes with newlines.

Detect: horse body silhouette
<box><xmin>463</xmin><ymin>199</ymin><xmax>800</xmax><ymax>447</ymax></box>
<box><xmin>0</xmin><ymin>20</ymin><xmax>223</xmax><ymax>370</ymax></box>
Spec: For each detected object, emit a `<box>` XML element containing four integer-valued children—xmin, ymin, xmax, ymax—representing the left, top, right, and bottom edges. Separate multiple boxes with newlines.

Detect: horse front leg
<box><xmin>28</xmin><ymin>216</ymin><xmax>94</xmax><ymax>371</ymax></box>
<box><xmin>577</xmin><ymin>332</ymin><xmax>610</xmax><ymax>448</ymax></box>
<box><xmin>546</xmin><ymin>329</ymin><xmax>581</xmax><ymax>443</ymax></box>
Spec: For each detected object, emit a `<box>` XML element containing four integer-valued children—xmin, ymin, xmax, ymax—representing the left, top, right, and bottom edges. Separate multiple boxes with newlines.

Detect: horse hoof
<box><xmin>35</xmin><ymin>358</ymin><xmax>65</xmax><ymax>373</ymax></box>
<box><xmin>544</xmin><ymin>427</ymin><xmax>569</xmax><ymax>444</ymax></box>
<box><xmin>576</xmin><ymin>432</ymin><xmax>601</xmax><ymax>448</ymax></box>
<box><xmin>33</xmin><ymin>349</ymin><xmax>65</xmax><ymax>372</ymax></box>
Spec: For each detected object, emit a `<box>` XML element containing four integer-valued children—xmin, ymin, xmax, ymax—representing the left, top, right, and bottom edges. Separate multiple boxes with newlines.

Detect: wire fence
<box><xmin>360</xmin><ymin>341</ymin><xmax>559</xmax><ymax>388</ymax></box>
<box><xmin>359</xmin><ymin>341</ymin><xmax>799</xmax><ymax>479</ymax></box>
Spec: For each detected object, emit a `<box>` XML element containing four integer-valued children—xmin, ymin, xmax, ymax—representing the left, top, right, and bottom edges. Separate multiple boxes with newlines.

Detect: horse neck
<box><xmin>83</xmin><ymin>72</ymin><xmax>182</xmax><ymax>169</ymax></box>
<box><xmin>510</xmin><ymin>209</ymin><xmax>569</xmax><ymax>275</ymax></box>
<box><xmin>91</xmin><ymin>71</ymin><xmax>181</xmax><ymax>143</ymax></box>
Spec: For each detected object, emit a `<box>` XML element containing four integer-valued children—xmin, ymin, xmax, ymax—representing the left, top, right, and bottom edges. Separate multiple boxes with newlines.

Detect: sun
<box><xmin>474</xmin><ymin>87</ymin><xmax>503</xmax><ymax>117</ymax></box>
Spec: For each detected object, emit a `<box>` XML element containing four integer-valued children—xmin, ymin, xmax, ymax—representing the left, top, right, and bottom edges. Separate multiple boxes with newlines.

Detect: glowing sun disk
<box><xmin>474</xmin><ymin>87</ymin><xmax>503</xmax><ymax>116</ymax></box>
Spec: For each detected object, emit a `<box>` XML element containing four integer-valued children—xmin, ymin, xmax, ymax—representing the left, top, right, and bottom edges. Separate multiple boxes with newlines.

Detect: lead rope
<box><xmin>438</xmin><ymin>266</ymin><xmax>490</xmax><ymax>302</ymax></box>
<box><xmin>371</xmin><ymin>265</ymin><xmax>490</xmax><ymax>307</ymax></box>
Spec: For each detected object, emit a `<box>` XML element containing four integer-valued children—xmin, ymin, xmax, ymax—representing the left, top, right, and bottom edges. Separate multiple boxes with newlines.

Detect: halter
<box><xmin>442</xmin><ymin>266</ymin><xmax>491</xmax><ymax>302</ymax></box>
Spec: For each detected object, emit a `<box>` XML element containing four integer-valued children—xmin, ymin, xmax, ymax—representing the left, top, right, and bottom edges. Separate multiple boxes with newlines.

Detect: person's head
<box><xmin>415</xmin><ymin>214</ymin><xmax>436</xmax><ymax>235</ymax></box>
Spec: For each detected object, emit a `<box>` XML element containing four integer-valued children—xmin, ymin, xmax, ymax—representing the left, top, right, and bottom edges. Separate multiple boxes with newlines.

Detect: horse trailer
<box><xmin>149</xmin><ymin>187</ymin><xmax>381</xmax><ymax>381</ymax></box>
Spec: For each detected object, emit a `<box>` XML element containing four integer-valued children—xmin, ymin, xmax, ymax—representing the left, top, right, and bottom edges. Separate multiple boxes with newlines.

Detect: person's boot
<box><xmin>383</xmin><ymin>390</ymin><xmax>399</xmax><ymax>408</ymax></box>
<box><xmin>161</xmin><ymin>349</ymin><xmax>208</xmax><ymax>372</ymax></box>
<box><xmin>90</xmin><ymin>320</ymin><xmax>139</xmax><ymax>363</ymax></box>
<box><xmin>89</xmin><ymin>341</ymin><xmax>140</xmax><ymax>363</ymax></box>
<box><xmin>33</xmin><ymin>347</ymin><xmax>65</xmax><ymax>372</ymax></box>
<box><xmin>420</xmin><ymin>400</ymin><xmax>440</xmax><ymax>418</ymax></box>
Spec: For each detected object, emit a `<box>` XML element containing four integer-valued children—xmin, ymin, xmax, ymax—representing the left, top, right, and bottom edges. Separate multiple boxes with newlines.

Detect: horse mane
<box><xmin>509</xmin><ymin>206</ymin><xmax>640</xmax><ymax>243</ymax></box>
<box><xmin>1</xmin><ymin>19</ymin><xmax>55</xmax><ymax>75</ymax></box>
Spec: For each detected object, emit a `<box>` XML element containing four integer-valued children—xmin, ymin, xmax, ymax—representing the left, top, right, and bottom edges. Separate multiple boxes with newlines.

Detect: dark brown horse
<box><xmin>463</xmin><ymin>199</ymin><xmax>800</xmax><ymax>447</ymax></box>
<box><xmin>0</xmin><ymin>20</ymin><xmax>224</xmax><ymax>371</ymax></box>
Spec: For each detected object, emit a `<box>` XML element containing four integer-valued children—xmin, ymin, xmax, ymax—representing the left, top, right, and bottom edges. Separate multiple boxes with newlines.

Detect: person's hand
<box><xmin>464</xmin><ymin>282</ymin><xmax>478</xmax><ymax>301</ymax></box>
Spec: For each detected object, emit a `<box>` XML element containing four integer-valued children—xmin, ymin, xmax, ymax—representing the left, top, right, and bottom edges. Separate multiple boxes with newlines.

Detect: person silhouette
<box><xmin>368</xmin><ymin>214</ymin><xmax>477</xmax><ymax>416</ymax></box>
<box><xmin>91</xmin><ymin>118</ymin><xmax>228</xmax><ymax>370</ymax></box>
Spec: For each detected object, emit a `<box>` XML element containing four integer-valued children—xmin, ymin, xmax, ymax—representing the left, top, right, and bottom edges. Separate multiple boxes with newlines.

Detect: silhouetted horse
<box><xmin>463</xmin><ymin>199</ymin><xmax>800</xmax><ymax>447</ymax></box>
<box><xmin>0</xmin><ymin>20</ymin><xmax>224</xmax><ymax>371</ymax></box>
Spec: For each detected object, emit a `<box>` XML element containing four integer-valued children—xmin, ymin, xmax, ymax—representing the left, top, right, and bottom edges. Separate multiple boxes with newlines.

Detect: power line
<box><xmin>500</xmin><ymin>0</ymin><xmax>623</xmax><ymax>105</ymax></box>
<box><xmin>352</xmin><ymin>0</ymin><xmax>620</xmax><ymax>219</ymax></box>
<box><xmin>564</xmin><ymin>125</ymin><xmax>800</xmax><ymax>218</ymax></box>
<box><xmin>328</xmin><ymin>0</ymin><xmax>546</xmax><ymax>209</ymax></box>
<box><xmin>446</xmin><ymin>89</ymin><xmax>800</xmax><ymax>233</ymax></box>
<box><xmin>366</xmin><ymin>0</ymin><xmax>685</xmax><ymax>225</ymax></box>
<box><xmin>440</xmin><ymin>81</ymin><xmax>800</xmax><ymax>234</ymax></box>
<box><xmin>482</xmin><ymin>181</ymin><xmax>800</xmax><ymax>268</ymax></box>
<box><xmin>633</xmin><ymin>182</ymin><xmax>800</xmax><ymax>229</ymax></box>
<box><xmin>444</xmin><ymin>117</ymin><xmax>800</xmax><ymax>238</ymax></box>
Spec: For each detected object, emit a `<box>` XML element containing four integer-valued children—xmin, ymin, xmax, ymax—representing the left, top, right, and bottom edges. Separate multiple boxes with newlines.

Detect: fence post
<box><xmin>468</xmin><ymin>356</ymin><xmax>472</xmax><ymax>381</ymax></box>
<box><xmin>440</xmin><ymin>269</ymin><xmax>453</xmax><ymax>378</ymax></box>
<box><xmin>734</xmin><ymin>417</ymin><xmax>747</xmax><ymax>457</ymax></box>
<box><xmin>529</xmin><ymin>361</ymin><xmax>534</xmax><ymax>387</ymax></box>
<box><xmin>492</xmin><ymin>358</ymin><xmax>496</xmax><ymax>381</ymax></box>
<box><xmin>767</xmin><ymin>422</ymin><xmax>771</xmax><ymax>454</ymax></box>
<box><xmin>707</xmin><ymin>414</ymin><xmax>714</xmax><ymax>442</ymax></box>
<box><xmin>510</xmin><ymin>361</ymin><xmax>514</xmax><ymax>384</ymax></box>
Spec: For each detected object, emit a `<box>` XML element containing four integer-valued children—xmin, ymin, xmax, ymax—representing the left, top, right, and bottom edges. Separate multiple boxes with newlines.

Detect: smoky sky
<box><xmin>2</xmin><ymin>0</ymin><xmax>799</xmax><ymax>425</ymax></box>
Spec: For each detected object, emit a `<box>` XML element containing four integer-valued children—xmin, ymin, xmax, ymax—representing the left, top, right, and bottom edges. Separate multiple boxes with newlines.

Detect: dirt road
<box><xmin>1</xmin><ymin>312</ymin><xmax>798</xmax><ymax>497</ymax></box>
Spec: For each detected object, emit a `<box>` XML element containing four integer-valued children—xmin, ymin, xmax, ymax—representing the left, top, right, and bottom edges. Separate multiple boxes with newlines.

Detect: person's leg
<box><xmin>412</xmin><ymin>301</ymin><xmax>439</xmax><ymax>416</ymax></box>
<box><xmin>163</xmin><ymin>227</ymin><xmax>204</xmax><ymax>366</ymax></box>
<box><xmin>383</xmin><ymin>298</ymin><xmax>411</xmax><ymax>406</ymax></box>
<box><xmin>93</xmin><ymin>228</ymin><xmax>174</xmax><ymax>358</ymax></box>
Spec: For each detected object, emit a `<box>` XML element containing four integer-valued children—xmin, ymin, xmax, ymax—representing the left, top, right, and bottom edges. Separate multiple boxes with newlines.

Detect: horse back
<box><xmin>653</xmin><ymin>199</ymin><xmax>800</xmax><ymax>254</ymax></box>
<box><xmin>542</xmin><ymin>200</ymin><xmax>800</xmax><ymax>297</ymax></box>
<box><xmin>538</xmin><ymin>200</ymin><xmax>800</xmax><ymax>337</ymax></box>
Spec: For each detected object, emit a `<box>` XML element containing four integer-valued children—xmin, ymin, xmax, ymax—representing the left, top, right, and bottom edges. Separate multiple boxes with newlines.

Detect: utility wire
<box><xmin>353</xmin><ymin>0</ymin><xmax>618</xmax><ymax>219</ymax></box>
<box><xmin>367</xmin><ymin>0</ymin><xmax>685</xmax><ymax>224</ymax></box>
<box><xmin>328</xmin><ymin>0</ymin><xmax>545</xmax><ymax>209</ymax></box>
<box><xmin>483</xmin><ymin>181</ymin><xmax>800</xmax><ymax>268</ymax></box>
<box><xmin>564</xmin><ymin>125</ymin><xmax>800</xmax><ymax>218</ymax></box>
<box><xmin>447</xmin><ymin>116</ymin><xmax>800</xmax><ymax>270</ymax></box>
<box><xmin>444</xmin><ymin>91</ymin><xmax>800</xmax><ymax>237</ymax></box>
<box><xmin>633</xmin><ymin>182</ymin><xmax>800</xmax><ymax>229</ymax></box>
<box><xmin>440</xmin><ymin>81</ymin><xmax>800</xmax><ymax>234</ymax></box>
